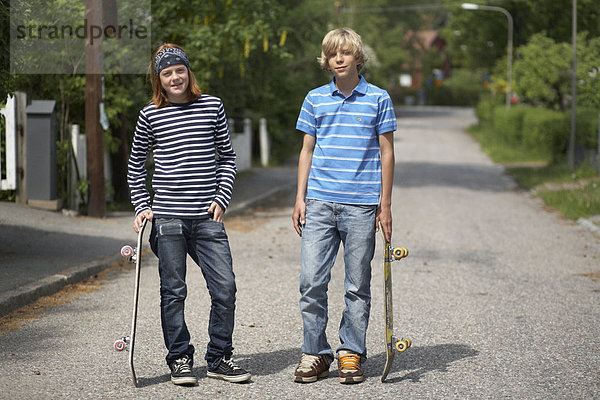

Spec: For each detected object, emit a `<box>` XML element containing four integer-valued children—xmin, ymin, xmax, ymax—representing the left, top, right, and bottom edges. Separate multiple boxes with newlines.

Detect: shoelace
<box><xmin>222</xmin><ymin>358</ymin><xmax>241</xmax><ymax>371</ymax></box>
<box><xmin>173</xmin><ymin>358</ymin><xmax>192</xmax><ymax>373</ymax></box>
<box><xmin>338</xmin><ymin>354</ymin><xmax>360</xmax><ymax>371</ymax></box>
<box><xmin>297</xmin><ymin>354</ymin><xmax>321</xmax><ymax>371</ymax></box>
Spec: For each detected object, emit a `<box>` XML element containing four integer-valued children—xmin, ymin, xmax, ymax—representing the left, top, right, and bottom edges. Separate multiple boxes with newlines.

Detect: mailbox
<box><xmin>26</xmin><ymin>100</ymin><xmax>60</xmax><ymax>209</ymax></box>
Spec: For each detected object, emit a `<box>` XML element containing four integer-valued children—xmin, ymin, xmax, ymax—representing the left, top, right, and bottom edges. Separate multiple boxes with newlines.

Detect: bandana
<box><xmin>154</xmin><ymin>47</ymin><xmax>190</xmax><ymax>76</ymax></box>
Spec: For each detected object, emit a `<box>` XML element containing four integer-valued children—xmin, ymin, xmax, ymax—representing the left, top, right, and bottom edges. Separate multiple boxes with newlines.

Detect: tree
<box><xmin>516</xmin><ymin>0</ymin><xmax>600</xmax><ymax>43</ymax></box>
<box><xmin>513</xmin><ymin>33</ymin><xmax>571</xmax><ymax>110</ymax></box>
<box><xmin>577</xmin><ymin>34</ymin><xmax>600</xmax><ymax>109</ymax></box>
<box><xmin>512</xmin><ymin>32</ymin><xmax>600</xmax><ymax>111</ymax></box>
<box><xmin>327</xmin><ymin>0</ymin><xmax>446</xmax><ymax>98</ymax></box>
<box><xmin>442</xmin><ymin>0</ymin><xmax>600</xmax><ymax>71</ymax></box>
<box><xmin>150</xmin><ymin>0</ymin><xmax>331</xmax><ymax>162</ymax></box>
<box><xmin>442</xmin><ymin>1</ymin><xmax>516</xmax><ymax>70</ymax></box>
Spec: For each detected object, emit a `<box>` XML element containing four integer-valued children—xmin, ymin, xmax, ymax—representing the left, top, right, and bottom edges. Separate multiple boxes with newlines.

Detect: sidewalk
<box><xmin>0</xmin><ymin>162</ymin><xmax>297</xmax><ymax>316</ymax></box>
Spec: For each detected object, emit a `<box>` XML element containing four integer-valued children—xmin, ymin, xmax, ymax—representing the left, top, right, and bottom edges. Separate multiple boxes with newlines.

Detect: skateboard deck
<box><xmin>380</xmin><ymin>225</ymin><xmax>411</xmax><ymax>382</ymax></box>
<box><xmin>114</xmin><ymin>218</ymin><xmax>148</xmax><ymax>387</ymax></box>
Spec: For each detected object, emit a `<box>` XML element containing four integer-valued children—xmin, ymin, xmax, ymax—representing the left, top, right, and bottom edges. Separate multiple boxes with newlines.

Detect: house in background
<box><xmin>400</xmin><ymin>29</ymin><xmax>451</xmax><ymax>104</ymax></box>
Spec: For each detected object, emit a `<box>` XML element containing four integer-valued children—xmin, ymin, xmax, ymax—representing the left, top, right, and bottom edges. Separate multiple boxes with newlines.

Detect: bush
<box><xmin>427</xmin><ymin>69</ymin><xmax>483</xmax><ymax>106</ymax></box>
<box><xmin>482</xmin><ymin>103</ymin><xmax>599</xmax><ymax>164</ymax></box>
<box><xmin>572</xmin><ymin>108</ymin><xmax>599</xmax><ymax>150</ymax></box>
<box><xmin>521</xmin><ymin>107</ymin><xmax>567</xmax><ymax>161</ymax></box>
<box><xmin>475</xmin><ymin>94</ymin><xmax>501</xmax><ymax>125</ymax></box>
<box><xmin>530</xmin><ymin>107</ymin><xmax>600</xmax><ymax>163</ymax></box>
<box><xmin>493</xmin><ymin>106</ymin><xmax>527</xmax><ymax>145</ymax></box>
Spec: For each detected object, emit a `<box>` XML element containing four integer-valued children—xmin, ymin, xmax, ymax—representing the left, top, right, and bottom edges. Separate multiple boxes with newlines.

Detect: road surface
<box><xmin>1</xmin><ymin>107</ymin><xmax>598</xmax><ymax>399</ymax></box>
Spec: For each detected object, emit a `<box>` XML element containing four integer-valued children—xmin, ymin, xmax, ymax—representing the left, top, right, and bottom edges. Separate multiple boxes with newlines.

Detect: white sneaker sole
<box><xmin>339</xmin><ymin>374</ymin><xmax>363</xmax><ymax>384</ymax></box>
<box><xmin>207</xmin><ymin>371</ymin><xmax>251</xmax><ymax>383</ymax></box>
<box><xmin>171</xmin><ymin>376</ymin><xmax>198</xmax><ymax>385</ymax></box>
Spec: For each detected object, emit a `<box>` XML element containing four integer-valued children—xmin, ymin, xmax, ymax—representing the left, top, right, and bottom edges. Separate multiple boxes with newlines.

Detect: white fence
<box><xmin>258</xmin><ymin>117</ymin><xmax>270</xmax><ymax>167</ymax></box>
<box><xmin>0</xmin><ymin>95</ymin><xmax>17</xmax><ymax>190</ymax></box>
<box><xmin>229</xmin><ymin>117</ymin><xmax>252</xmax><ymax>171</ymax></box>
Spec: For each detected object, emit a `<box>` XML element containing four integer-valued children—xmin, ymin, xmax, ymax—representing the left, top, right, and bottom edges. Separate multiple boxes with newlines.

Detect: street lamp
<box><xmin>461</xmin><ymin>3</ymin><xmax>514</xmax><ymax>109</ymax></box>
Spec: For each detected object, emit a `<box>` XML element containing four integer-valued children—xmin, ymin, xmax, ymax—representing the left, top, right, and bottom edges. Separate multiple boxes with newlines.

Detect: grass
<box><xmin>466</xmin><ymin>124</ymin><xmax>549</xmax><ymax>165</ymax></box>
<box><xmin>509</xmin><ymin>165</ymin><xmax>600</xmax><ymax>220</ymax></box>
<box><xmin>466</xmin><ymin>123</ymin><xmax>600</xmax><ymax>220</ymax></box>
<box><xmin>536</xmin><ymin>183</ymin><xmax>600</xmax><ymax>220</ymax></box>
<box><xmin>507</xmin><ymin>163</ymin><xmax>599</xmax><ymax>190</ymax></box>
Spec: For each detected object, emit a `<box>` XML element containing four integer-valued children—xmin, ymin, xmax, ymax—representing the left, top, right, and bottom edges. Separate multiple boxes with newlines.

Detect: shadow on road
<box><xmin>136</xmin><ymin>373</ymin><xmax>172</xmax><ymax>388</ymax></box>
<box><xmin>237</xmin><ymin>346</ymin><xmax>302</xmax><ymax>377</ymax></box>
<box><xmin>365</xmin><ymin>343</ymin><xmax>479</xmax><ymax>383</ymax></box>
<box><xmin>395</xmin><ymin>161</ymin><xmax>510</xmax><ymax>192</ymax></box>
<box><xmin>129</xmin><ymin>343</ymin><xmax>479</xmax><ymax>384</ymax></box>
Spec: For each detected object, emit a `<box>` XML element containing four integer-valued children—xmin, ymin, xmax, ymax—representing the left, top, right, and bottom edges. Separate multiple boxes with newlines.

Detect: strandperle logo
<box><xmin>14</xmin><ymin>18</ymin><xmax>148</xmax><ymax>45</ymax></box>
<box><xmin>10</xmin><ymin>0</ymin><xmax>151</xmax><ymax>74</ymax></box>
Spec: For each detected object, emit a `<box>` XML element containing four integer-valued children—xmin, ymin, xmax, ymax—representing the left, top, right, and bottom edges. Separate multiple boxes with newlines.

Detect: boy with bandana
<box><xmin>128</xmin><ymin>43</ymin><xmax>250</xmax><ymax>385</ymax></box>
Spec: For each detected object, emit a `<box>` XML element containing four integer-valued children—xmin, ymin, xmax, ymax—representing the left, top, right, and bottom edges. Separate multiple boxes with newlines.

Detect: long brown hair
<box><xmin>150</xmin><ymin>43</ymin><xmax>202</xmax><ymax>108</ymax></box>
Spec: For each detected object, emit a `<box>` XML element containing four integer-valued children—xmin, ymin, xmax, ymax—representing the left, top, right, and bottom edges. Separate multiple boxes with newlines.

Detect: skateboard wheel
<box><xmin>395</xmin><ymin>339</ymin><xmax>409</xmax><ymax>352</ymax></box>
<box><xmin>121</xmin><ymin>245</ymin><xmax>133</xmax><ymax>258</ymax></box>
<box><xmin>392</xmin><ymin>247</ymin><xmax>408</xmax><ymax>260</ymax></box>
<box><xmin>114</xmin><ymin>340</ymin><xmax>126</xmax><ymax>351</ymax></box>
<box><xmin>404</xmin><ymin>338</ymin><xmax>412</xmax><ymax>348</ymax></box>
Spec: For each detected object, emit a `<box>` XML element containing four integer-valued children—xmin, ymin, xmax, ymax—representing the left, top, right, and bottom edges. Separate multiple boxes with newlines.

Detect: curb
<box><xmin>578</xmin><ymin>217</ymin><xmax>600</xmax><ymax>236</ymax></box>
<box><xmin>0</xmin><ymin>253</ymin><xmax>122</xmax><ymax>317</ymax></box>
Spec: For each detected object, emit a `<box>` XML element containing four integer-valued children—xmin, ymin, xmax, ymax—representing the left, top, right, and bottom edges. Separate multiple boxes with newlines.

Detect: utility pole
<box><xmin>568</xmin><ymin>0</ymin><xmax>577</xmax><ymax>171</ymax></box>
<box><xmin>85</xmin><ymin>0</ymin><xmax>106</xmax><ymax>217</ymax></box>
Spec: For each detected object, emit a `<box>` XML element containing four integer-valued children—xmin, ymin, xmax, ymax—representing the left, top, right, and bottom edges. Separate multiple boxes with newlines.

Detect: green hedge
<box><xmin>475</xmin><ymin>94</ymin><xmax>500</xmax><ymax>125</ymax></box>
<box><xmin>575</xmin><ymin>108</ymin><xmax>600</xmax><ymax>150</ymax></box>
<box><xmin>479</xmin><ymin>102</ymin><xmax>599</xmax><ymax>163</ymax></box>
<box><xmin>493</xmin><ymin>106</ymin><xmax>527</xmax><ymax>145</ymax></box>
<box><xmin>521</xmin><ymin>107</ymin><xmax>568</xmax><ymax>161</ymax></box>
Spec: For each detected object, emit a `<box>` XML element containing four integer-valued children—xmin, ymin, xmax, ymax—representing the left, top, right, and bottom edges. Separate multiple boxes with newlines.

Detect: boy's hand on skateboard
<box><xmin>292</xmin><ymin>199</ymin><xmax>306</xmax><ymax>237</ymax></box>
<box><xmin>208</xmin><ymin>202</ymin><xmax>224</xmax><ymax>222</ymax></box>
<box><xmin>134</xmin><ymin>209</ymin><xmax>153</xmax><ymax>233</ymax></box>
<box><xmin>376</xmin><ymin>206</ymin><xmax>392</xmax><ymax>242</ymax></box>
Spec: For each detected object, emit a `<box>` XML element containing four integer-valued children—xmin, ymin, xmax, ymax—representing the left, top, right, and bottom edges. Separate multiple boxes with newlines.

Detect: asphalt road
<box><xmin>1</xmin><ymin>107</ymin><xmax>598</xmax><ymax>399</ymax></box>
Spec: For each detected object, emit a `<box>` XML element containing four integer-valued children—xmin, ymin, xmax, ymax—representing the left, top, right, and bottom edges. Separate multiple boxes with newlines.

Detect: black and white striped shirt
<box><xmin>127</xmin><ymin>95</ymin><xmax>236</xmax><ymax>219</ymax></box>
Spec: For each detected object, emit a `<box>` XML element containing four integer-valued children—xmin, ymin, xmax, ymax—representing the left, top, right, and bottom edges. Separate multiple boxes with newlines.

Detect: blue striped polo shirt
<box><xmin>296</xmin><ymin>75</ymin><xmax>397</xmax><ymax>205</ymax></box>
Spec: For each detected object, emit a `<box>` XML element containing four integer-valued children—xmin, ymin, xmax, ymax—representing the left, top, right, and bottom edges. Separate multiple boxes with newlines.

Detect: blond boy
<box><xmin>292</xmin><ymin>28</ymin><xmax>396</xmax><ymax>384</ymax></box>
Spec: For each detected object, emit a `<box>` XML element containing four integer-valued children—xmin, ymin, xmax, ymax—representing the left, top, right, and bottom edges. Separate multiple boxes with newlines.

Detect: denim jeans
<box><xmin>149</xmin><ymin>217</ymin><xmax>236</xmax><ymax>369</ymax></box>
<box><xmin>299</xmin><ymin>199</ymin><xmax>376</xmax><ymax>362</ymax></box>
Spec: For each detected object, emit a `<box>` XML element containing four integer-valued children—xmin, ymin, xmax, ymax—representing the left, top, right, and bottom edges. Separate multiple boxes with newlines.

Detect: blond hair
<box><xmin>150</xmin><ymin>43</ymin><xmax>201</xmax><ymax>108</ymax></box>
<box><xmin>318</xmin><ymin>28</ymin><xmax>368</xmax><ymax>72</ymax></box>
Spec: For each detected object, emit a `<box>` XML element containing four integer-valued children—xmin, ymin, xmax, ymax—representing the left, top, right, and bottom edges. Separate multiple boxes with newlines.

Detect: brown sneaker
<box><xmin>294</xmin><ymin>353</ymin><xmax>330</xmax><ymax>383</ymax></box>
<box><xmin>337</xmin><ymin>351</ymin><xmax>363</xmax><ymax>383</ymax></box>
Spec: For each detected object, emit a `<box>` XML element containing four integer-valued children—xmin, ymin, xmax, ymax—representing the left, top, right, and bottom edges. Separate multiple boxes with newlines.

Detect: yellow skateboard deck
<box><xmin>381</xmin><ymin>225</ymin><xmax>411</xmax><ymax>382</ymax></box>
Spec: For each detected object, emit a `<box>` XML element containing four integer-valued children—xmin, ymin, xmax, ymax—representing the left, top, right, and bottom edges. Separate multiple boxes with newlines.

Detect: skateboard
<box><xmin>380</xmin><ymin>225</ymin><xmax>411</xmax><ymax>382</ymax></box>
<box><xmin>114</xmin><ymin>218</ymin><xmax>148</xmax><ymax>387</ymax></box>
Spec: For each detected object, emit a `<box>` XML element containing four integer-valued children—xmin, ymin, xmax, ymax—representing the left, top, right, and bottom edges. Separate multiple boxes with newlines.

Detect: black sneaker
<box><xmin>207</xmin><ymin>358</ymin><xmax>251</xmax><ymax>383</ymax></box>
<box><xmin>169</xmin><ymin>355</ymin><xmax>197</xmax><ymax>385</ymax></box>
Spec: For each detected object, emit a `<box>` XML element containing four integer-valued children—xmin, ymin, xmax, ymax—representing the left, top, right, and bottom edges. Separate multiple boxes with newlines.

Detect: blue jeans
<box><xmin>149</xmin><ymin>217</ymin><xmax>236</xmax><ymax>369</ymax></box>
<box><xmin>299</xmin><ymin>199</ymin><xmax>376</xmax><ymax>362</ymax></box>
